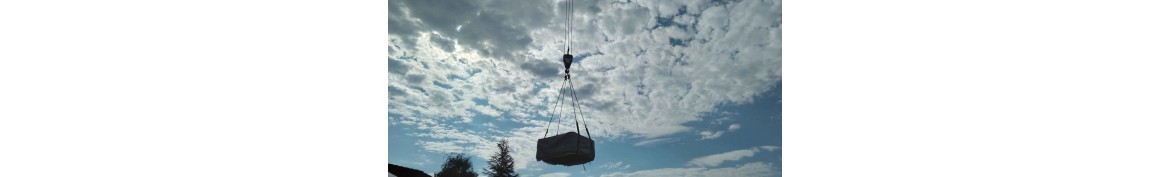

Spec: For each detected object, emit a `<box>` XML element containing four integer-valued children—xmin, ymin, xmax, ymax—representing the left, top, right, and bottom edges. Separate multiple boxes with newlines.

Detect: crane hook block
<box><xmin>562</xmin><ymin>54</ymin><xmax>573</xmax><ymax>73</ymax></box>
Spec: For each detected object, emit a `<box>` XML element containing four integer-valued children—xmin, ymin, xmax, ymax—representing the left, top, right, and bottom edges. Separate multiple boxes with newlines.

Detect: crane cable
<box><xmin>565</xmin><ymin>0</ymin><xmax>572</xmax><ymax>54</ymax></box>
<box><xmin>547</xmin><ymin>0</ymin><xmax>595</xmax><ymax>170</ymax></box>
<box><xmin>545</xmin><ymin>0</ymin><xmax>592</xmax><ymax>139</ymax></box>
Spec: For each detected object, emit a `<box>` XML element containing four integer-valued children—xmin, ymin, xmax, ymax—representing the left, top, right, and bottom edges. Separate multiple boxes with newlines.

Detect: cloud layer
<box><xmin>390</xmin><ymin>0</ymin><xmax>781</xmax><ymax>170</ymax></box>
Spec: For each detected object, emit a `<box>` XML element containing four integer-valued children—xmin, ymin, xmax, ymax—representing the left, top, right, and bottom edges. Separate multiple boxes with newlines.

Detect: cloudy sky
<box><xmin>389</xmin><ymin>0</ymin><xmax>780</xmax><ymax>176</ymax></box>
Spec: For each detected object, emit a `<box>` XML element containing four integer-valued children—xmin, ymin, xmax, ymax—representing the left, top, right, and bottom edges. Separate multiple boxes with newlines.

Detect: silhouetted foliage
<box><xmin>483</xmin><ymin>140</ymin><xmax>520</xmax><ymax>177</ymax></box>
<box><xmin>435</xmin><ymin>153</ymin><xmax>477</xmax><ymax>177</ymax></box>
<box><xmin>389</xmin><ymin>163</ymin><xmax>432</xmax><ymax>177</ymax></box>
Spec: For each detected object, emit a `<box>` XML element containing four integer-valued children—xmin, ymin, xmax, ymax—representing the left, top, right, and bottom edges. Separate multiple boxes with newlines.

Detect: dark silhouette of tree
<box><xmin>483</xmin><ymin>140</ymin><xmax>520</xmax><ymax>177</ymax></box>
<box><xmin>389</xmin><ymin>163</ymin><xmax>432</xmax><ymax>177</ymax></box>
<box><xmin>435</xmin><ymin>153</ymin><xmax>477</xmax><ymax>177</ymax></box>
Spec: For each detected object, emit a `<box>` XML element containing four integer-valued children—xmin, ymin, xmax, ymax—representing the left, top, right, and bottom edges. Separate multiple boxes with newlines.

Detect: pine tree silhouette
<box><xmin>483</xmin><ymin>140</ymin><xmax>520</xmax><ymax>177</ymax></box>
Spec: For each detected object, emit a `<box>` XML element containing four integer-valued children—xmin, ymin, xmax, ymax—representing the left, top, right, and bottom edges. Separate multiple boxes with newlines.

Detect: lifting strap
<box><xmin>544</xmin><ymin>77</ymin><xmax>569</xmax><ymax>137</ymax></box>
<box><xmin>541</xmin><ymin>73</ymin><xmax>592</xmax><ymax>140</ymax></box>
<box><xmin>569</xmin><ymin>75</ymin><xmax>591</xmax><ymax>139</ymax></box>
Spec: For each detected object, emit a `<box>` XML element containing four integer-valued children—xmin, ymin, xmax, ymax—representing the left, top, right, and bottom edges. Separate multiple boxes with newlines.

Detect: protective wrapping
<box><xmin>535</xmin><ymin>131</ymin><xmax>594</xmax><ymax>166</ymax></box>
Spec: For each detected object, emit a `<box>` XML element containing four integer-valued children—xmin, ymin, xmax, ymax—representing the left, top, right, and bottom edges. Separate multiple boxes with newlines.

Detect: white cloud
<box><xmin>710</xmin><ymin>117</ymin><xmax>732</xmax><ymax>125</ymax></box>
<box><xmin>599</xmin><ymin>161</ymin><xmax>631</xmax><ymax>170</ymax></box>
<box><xmin>689</xmin><ymin>149</ymin><xmax>754</xmax><ymax>167</ymax></box>
<box><xmin>759</xmin><ymin>146</ymin><xmax>779</xmax><ymax>151</ymax></box>
<box><xmin>539</xmin><ymin>172</ymin><xmax>571</xmax><ymax>177</ymax></box>
<box><xmin>473</xmin><ymin>105</ymin><xmax>503</xmax><ymax>117</ymax></box>
<box><xmin>600</xmin><ymin>162</ymin><xmax>778</xmax><ymax>177</ymax></box>
<box><xmin>699</xmin><ymin>131</ymin><xmax>723</xmax><ymax>140</ymax></box>
<box><xmin>688</xmin><ymin>146</ymin><xmax>780</xmax><ymax>167</ymax></box>
<box><xmin>700</xmin><ymin>123</ymin><xmax>741</xmax><ymax>140</ymax></box>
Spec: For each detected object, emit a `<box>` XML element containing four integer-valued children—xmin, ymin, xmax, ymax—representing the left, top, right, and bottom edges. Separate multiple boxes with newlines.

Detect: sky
<box><xmin>389</xmin><ymin>0</ymin><xmax>781</xmax><ymax>176</ymax></box>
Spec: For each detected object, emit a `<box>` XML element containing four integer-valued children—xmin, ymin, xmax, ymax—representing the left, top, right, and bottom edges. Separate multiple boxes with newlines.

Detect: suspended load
<box><xmin>537</xmin><ymin>53</ymin><xmax>595</xmax><ymax>166</ymax></box>
<box><xmin>536</xmin><ymin>131</ymin><xmax>594</xmax><ymax>166</ymax></box>
<box><xmin>537</xmin><ymin>0</ymin><xmax>595</xmax><ymax>167</ymax></box>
